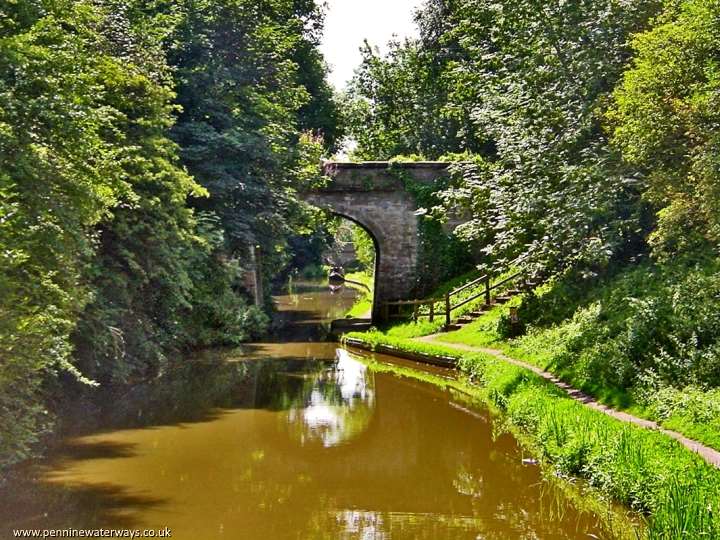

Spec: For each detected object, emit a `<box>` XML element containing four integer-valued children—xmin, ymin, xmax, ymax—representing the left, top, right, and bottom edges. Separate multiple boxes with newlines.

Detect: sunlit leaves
<box><xmin>169</xmin><ymin>0</ymin><xmax>331</xmax><ymax>262</ymax></box>
<box><xmin>0</xmin><ymin>0</ymin><xmax>338</xmax><ymax>472</ymax></box>
<box><xmin>608</xmin><ymin>0</ymin><xmax>720</xmax><ymax>256</ymax></box>
<box><xmin>343</xmin><ymin>0</ymin><xmax>664</xmax><ymax>273</ymax></box>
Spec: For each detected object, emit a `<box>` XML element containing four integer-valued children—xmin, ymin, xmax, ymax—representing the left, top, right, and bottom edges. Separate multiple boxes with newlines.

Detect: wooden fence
<box><xmin>379</xmin><ymin>268</ymin><xmax>530</xmax><ymax>328</ymax></box>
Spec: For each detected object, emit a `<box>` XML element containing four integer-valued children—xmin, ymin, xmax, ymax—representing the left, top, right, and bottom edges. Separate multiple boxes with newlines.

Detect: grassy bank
<box><xmin>344</xmin><ymin>258</ymin><xmax>720</xmax><ymax>538</ymax></box>
<box><xmin>344</xmin><ymin>333</ymin><xmax>720</xmax><ymax>538</ymax></box>
<box><xmin>350</xmin><ymin>258</ymin><xmax>720</xmax><ymax>451</ymax></box>
<box><xmin>354</xmin><ymin>354</ymin><xmax>647</xmax><ymax>539</ymax></box>
<box><xmin>357</xmin><ymin>267</ymin><xmax>520</xmax><ymax>339</ymax></box>
<box><xmin>343</xmin><ymin>271</ymin><xmax>374</xmax><ymax>318</ymax></box>
<box><xmin>433</xmin><ymin>260</ymin><xmax>720</xmax><ymax>452</ymax></box>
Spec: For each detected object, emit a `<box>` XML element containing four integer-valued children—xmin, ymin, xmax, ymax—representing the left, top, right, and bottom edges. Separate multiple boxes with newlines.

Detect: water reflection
<box><xmin>0</xmin><ymin>346</ymin><xmax>634</xmax><ymax>540</ymax></box>
<box><xmin>286</xmin><ymin>349</ymin><xmax>375</xmax><ymax>448</ymax></box>
<box><xmin>270</xmin><ymin>279</ymin><xmax>358</xmax><ymax>342</ymax></box>
<box><xmin>0</xmin><ymin>279</ymin><xmax>639</xmax><ymax>540</ymax></box>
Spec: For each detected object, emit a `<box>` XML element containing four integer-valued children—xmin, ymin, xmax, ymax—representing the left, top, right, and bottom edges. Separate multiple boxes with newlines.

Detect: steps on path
<box><xmin>382</xmin><ymin>266</ymin><xmax>543</xmax><ymax>332</ymax></box>
<box><xmin>439</xmin><ymin>267</ymin><xmax>548</xmax><ymax>331</ymax></box>
<box><xmin>444</xmin><ymin>294</ymin><xmax>518</xmax><ymax>331</ymax></box>
<box><xmin>444</xmin><ymin>288</ymin><xmax>528</xmax><ymax>331</ymax></box>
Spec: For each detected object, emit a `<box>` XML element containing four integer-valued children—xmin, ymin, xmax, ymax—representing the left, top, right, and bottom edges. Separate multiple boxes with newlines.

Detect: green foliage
<box><xmin>168</xmin><ymin>0</ymin><xmax>329</xmax><ymax>268</ymax></box>
<box><xmin>64</xmin><ymin>1</ymin><xmax>225</xmax><ymax>384</ymax></box>
<box><xmin>643</xmin><ymin>386</ymin><xmax>720</xmax><ymax>451</ymax></box>
<box><xmin>343</xmin><ymin>271</ymin><xmax>374</xmax><ymax>319</ymax></box>
<box><xmin>0</xmin><ymin>0</ymin><xmax>337</xmax><ymax>471</ymax></box>
<box><xmin>0</xmin><ymin>0</ymin><xmax>159</xmax><ymax>469</ymax></box>
<box><xmin>347</xmin><ymin>0</ymin><xmax>665</xmax><ymax>275</ymax></box>
<box><xmin>387</xmin><ymin>164</ymin><xmax>475</xmax><ymax>293</ymax></box>
<box><xmin>446</xmin><ymin>0</ymin><xmax>666</xmax><ymax>273</ymax></box>
<box><xmin>435</xmin><ymin>255</ymin><xmax>720</xmax><ymax>449</ymax></box>
<box><xmin>344</xmin><ymin>330</ymin><xmax>464</xmax><ymax>359</ymax></box>
<box><xmin>517</xmin><ymin>259</ymin><xmax>720</xmax><ymax>391</ymax></box>
<box><xmin>495</xmin><ymin>374</ymin><xmax>720</xmax><ymax>539</ymax></box>
<box><xmin>342</xmin><ymin>35</ymin><xmax>486</xmax><ymax>160</ymax></box>
<box><xmin>608</xmin><ymin>0</ymin><xmax>720</xmax><ymax>258</ymax></box>
<box><xmin>351</xmin><ymin>224</ymin><xmax>375</xmax><ymax>274</ymax></box>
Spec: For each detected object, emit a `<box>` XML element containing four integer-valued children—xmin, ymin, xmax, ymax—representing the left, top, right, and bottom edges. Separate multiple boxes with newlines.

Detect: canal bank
<box><xmin>342</xmin><ymin>329</ymin><xmax>720</xmax><ymax>538</ymax></box>
<box><xmin>0</xmin><ymin>280</ymin><xmax>642</xmax><ymax>540</ymax></box>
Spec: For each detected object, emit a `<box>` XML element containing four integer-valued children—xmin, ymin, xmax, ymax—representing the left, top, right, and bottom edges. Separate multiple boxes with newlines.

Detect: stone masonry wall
<box><xmin>301</xmin><ymin>162</ymin><xmax>450</xmax><ymax>322</ymax></box>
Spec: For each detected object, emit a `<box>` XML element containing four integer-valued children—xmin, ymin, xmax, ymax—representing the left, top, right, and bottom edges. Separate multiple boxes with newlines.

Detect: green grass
<box><xmin>369</xmin><ymin>267</ymin><xmax>523</xmax><ymax>339</ymax></box>
<box><xmin>345</xmin><ymin>329</ymin><xmax>466</xmax><ymax>359</ymax></box>
<box><xmin>344</xmin><ymin>258</ymin><xmax>720</xmax><ymax>538</ymax></box>
<box><xmin>343</xmin><ymin>271</ymin><xmax>374</xmax><ymax>318</ymax></box>
<box><xmin>348</xmin><ymin>336</ymin><xmax>720</xmax><ymax>538</ymax></box>
<box><xmin>432</xmin><ymin>266</ymin><xmax>720</xmax><ymax>451</ymax></box>
<box><xmin>645</xmin><ymin>387</ymin><xmax>720</xmax><ymax>451</ymax></box>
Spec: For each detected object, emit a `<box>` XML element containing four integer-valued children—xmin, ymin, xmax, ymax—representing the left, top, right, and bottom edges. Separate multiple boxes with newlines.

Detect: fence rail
<box><xmin>379</xmin><ymin>263</ymin><xmax>531</xmax><ymax>327</ymax></box>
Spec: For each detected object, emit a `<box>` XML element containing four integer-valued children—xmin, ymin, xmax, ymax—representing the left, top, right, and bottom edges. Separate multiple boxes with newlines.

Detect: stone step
<box><xmin>457</xmin><ymin>317</ymin><xmax>474</xmax><ymax>324</ymax></box>
<box><xmin>472</xmin><ymin>304</ymin><xmax>493</xmax><ymax>314</ymax></box>
<box><xmin>446</xmin><ymin>324</ymin><xmax>464</xmax><ymax>331</ymax></box>
<box><xmin>494</xmin><ymin>295</ymin><xmax>512</xmax><ymax>304</ymax></box>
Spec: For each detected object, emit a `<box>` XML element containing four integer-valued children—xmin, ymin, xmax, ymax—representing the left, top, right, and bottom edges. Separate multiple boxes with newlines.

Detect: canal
<box><xmin>0</xmin><ymin>281</ymin><xmax>633</xmax><ymax>539</ymax></box>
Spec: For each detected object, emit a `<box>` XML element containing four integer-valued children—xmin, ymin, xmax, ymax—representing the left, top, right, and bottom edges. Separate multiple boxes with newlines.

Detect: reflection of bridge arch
<box><xmin>285</xmin><ymin>349</ymin><xmax>376</xmax><ymax>448</ymax></box>
<box><xmin>301</xmin><ymin>162</ymin><xmax>450</xmax><ymax>322</ymax></box>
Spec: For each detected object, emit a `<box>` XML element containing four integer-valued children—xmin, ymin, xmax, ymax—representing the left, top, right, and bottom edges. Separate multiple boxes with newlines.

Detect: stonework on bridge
<box><xmin>300</xmin><ymin>161</ymin><xmax>450</xmax><ymax>323</ymax></box>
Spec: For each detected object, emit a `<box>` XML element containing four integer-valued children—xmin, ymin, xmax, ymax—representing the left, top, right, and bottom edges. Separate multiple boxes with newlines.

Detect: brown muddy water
<box><xmin>0</xmin><ymin>281</ymin><xmax>635</xmax><ymax>539</ymax></box>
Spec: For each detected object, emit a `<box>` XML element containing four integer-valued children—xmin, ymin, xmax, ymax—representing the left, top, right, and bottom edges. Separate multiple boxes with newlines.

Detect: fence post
<box><xmin>413</xmin><ymin>303</ymin><xmax>418</xmax><ymax>322</ymax></box>
<box><xmin>484</xmin><ymin>275</ymin><xmax>491</xmax><ymax>305</ymax></box>
<box><xmin>445</xmin><ymin>294</ymin><xmax>451</xmax><ymax>327</ymax></box>
<box><xmin>429</xmin><ymin>302</ymin><xmax>434</xmax><ymax>323</ymax></box>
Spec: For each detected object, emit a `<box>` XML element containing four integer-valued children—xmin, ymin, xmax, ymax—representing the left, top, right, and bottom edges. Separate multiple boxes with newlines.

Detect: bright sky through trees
<box><xmin>320</xmin><ymin>0</ymin><xmax>422</xmax><ymax>89</ymax></box>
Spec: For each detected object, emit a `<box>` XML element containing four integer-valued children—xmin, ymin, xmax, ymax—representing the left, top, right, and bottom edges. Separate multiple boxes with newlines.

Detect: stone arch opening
<box><xmin>327</xmin><ymin>212</ymin><xmax>380</xmax><ymax>320</ymax></box>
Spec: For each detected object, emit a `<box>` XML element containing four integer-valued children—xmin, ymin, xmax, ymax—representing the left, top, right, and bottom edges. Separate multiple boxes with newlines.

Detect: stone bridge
<box><xmin>300</xmin><ymin>161</ymin><xmax>451</xmax><ymax>322</ymax></box>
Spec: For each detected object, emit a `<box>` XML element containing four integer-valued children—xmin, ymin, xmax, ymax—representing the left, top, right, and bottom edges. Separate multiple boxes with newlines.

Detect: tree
<box><xmin>0</xmin><ymin>0</ymin><xmax>161</xmax><ymax>467</ymax></box>
<box><xmin>347</xmin><ymin>0</ymin><xmax>663</xmax><ymax>274</ymax></box>
<box><xmin>69</xmin><ymin>0</ymin><xmax>253</xmax><ymax>384</ymax></box>
<box><xmin>168</xmin><ymin>0</ymin><xmax>329</xmax><ymax>273</ymax></box>
<box><xmin>608</xmin><ymin>0</ymin><xmax>720</xmax><ymax>258</ymax></box>
<box><xmin>0</xmin><ymin>0</ymin><xmax>338</xmax><ymax>471</ymax></box>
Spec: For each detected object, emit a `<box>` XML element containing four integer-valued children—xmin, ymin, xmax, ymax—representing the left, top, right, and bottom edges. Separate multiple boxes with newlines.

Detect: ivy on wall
<box><xmin>387</xmin><ymin>163</ymin><xmax>475</xmax><ymax>295</ymax></box>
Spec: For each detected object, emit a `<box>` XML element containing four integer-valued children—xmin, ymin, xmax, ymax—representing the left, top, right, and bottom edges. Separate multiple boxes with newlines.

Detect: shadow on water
<box><xmin>54</xmin><ymin>440</ymin><xmax>138</xmax><ymax>461</ymax></box>
<box><xmin>28</xmin><ymin>347</ymin><xmax>366</xmax><ymax>449</ymax></box>
<box><xmin>268</xmin><ymin>279</ymin><xmax>360</xmax><ymax>342</ymax></box>
<box><xmin>1</xmin><ymin>479</ymin><xmax>166</xmax><ymax>532</ymax></box>
<box><xmin>0</xmin><ymin>343</ymin><xmax>377</xmax><ymax>536</ymax></box>
<box><xmin>0</xmin><ymin>279</ymin><xmax>640</xmax><ymax>540</ymax></box>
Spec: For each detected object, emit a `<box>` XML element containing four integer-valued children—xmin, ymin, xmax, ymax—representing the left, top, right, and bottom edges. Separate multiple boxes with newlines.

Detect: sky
<box><xmin>320</xmin><ymin>0</ymin><xmax>423</xmax><ymax>90</ymax></box>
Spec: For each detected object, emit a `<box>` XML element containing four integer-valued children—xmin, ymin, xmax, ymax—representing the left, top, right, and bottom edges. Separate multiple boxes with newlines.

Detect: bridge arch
<box><xmin>300</xmin><ymin>161</ymin><xmax>450</xmax><ymax>322</ymax></box>
<box><xmin>328</xmin><ymin>212</ymin><xmax>381</xmax><ymax>313</ymax></box>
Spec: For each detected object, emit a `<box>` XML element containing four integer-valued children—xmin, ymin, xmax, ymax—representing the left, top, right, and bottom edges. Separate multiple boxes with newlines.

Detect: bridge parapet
<box><xmin>319</xmin><ymin>161</ymin><xmax>449</xmax><ymax>191</ymax></box>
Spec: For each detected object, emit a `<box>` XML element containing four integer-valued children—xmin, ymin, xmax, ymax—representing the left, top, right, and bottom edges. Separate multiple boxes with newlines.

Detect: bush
<box><xmin>517</xmin><ymin>259</ymin><xmax>720</xmax><ymax>392</ymax></box>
